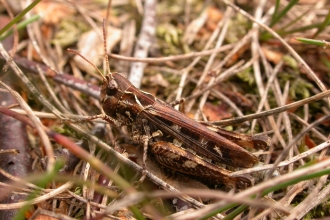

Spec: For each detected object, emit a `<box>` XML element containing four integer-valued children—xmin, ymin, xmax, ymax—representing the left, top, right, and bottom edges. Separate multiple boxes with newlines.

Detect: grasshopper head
<box><xmin>100</xmin><ymin>73</ymin><xmax>136</xmax><ymax>120</ymax></box>
<box><xmin>100</xmin><ymin>74</ymin><xmax>120</xmax><ymax>117</ymax></box>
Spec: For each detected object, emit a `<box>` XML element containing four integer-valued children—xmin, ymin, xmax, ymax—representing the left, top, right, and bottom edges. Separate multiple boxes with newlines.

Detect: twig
<box><xmin>109</xmin><ymin>44</ymin><xmax>234</xmax><ymax>63</ymax></box>
<box><xmin>176</xmin><ymin>6</ymin><xmax>226</xmax><ymax>110</ymax></box>
<box><xmin>211</xmin><ymin>89</ymin><xmax>330</xmax><ymax>125</ymax></box>
<box><xmin>265</xmin><ymin>114</ymin><xmax>330</xmax><ymax>179</ymax></box>
<box><xmin>186</xmin><ymin>12</ymin><xmax>254</xmax><ymax>113</ymax></box>
<box><xmin>231</xmin><ymin>140</ymin><xmax>330</xmax><ymax>176</ymax></box>
<box><xmin>128</xmin><ymin>0</ymin><xmax>157</xmax><ymax>88</ymax></box>
<box><xmin>286</xmin><ymin>175</ymin><xmax>329</xmax><ymax>219</ymax></box>
<box><xmin>29</xmin><ymin>208</ymin><xmax>76</xmax><ymax>220</ymax></box>
<box><xmin>150</xmin><ymin>190</ymin><xmax>290</xmax><ymax>214</ymax></box>
<box><xmin>186</xmin><ymin>156</ymin><xmax>330</xmax><ymax>219</ymax></box>
<box><xmin>289</xmin><ymin>113</ymin><xmax>327</xmax><ymax>141</ymax></box>
<box><xmin>0</xmin><ymin>43</ymin><xmax>64</xmax><ymax>119</ymax></box>
<box><xmin>0</xmin><ymin>181</ymin><xmax>73</xmax><ymax>210</ymax></box>
<box><xmin>194</xmin><ymin>7</ymin><xmax>232</xmax><ymax>120</ymax></box>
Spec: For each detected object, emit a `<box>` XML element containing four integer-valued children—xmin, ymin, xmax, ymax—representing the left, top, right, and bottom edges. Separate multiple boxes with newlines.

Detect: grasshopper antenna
<box><xmin>67</xmin><ymin>48</ymin><xmax>107</xmax><ymax>81</ymax></box>
<box><xmin>102</xmin><ymin>19</ymin><xmax>113</xmax><ymax>80</ymax></box>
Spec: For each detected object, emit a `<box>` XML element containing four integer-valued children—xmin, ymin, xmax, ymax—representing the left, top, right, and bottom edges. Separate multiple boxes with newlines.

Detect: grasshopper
<box><xmin>98</xmin><ymin>73</ymin><xmax>269</xmax><ymax>189</ymax></box>
<box><xmin>71</xmin><ymin>21</ymin><xmax>270</xmax><ymax>189</ymax></box>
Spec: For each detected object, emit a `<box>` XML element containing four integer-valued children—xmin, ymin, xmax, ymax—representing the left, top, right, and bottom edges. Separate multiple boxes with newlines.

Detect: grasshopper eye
<box><xmin>105</xmin><ymin>80</ymin><xmax>118</xmax><ymax>96</ymax></box>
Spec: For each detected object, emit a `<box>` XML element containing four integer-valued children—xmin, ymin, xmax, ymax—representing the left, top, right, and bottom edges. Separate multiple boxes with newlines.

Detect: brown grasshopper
<box><xmin>71</xmin><ymin>22</ymin><xmax>270</xmax><ymax>189</ymax></box>
<box><xmin>98</xmin><ymin>73</ymin><xmax>270</xmax><ymax>188</ymax></box>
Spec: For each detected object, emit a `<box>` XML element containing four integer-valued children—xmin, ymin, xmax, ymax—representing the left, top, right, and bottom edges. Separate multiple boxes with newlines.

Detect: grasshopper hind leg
<box><xmin>150</xmin><ymin>141</ymin><xmax>255</xmax><ymax>189</ymax></box>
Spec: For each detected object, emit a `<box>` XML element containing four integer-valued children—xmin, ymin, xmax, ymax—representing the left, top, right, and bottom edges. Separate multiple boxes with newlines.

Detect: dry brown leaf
<box><xmin>304</xmin><ymin>134</ymin><xmax>316</xmax><ymax>149</ymax></box>
<box><xmin>196</xmin><ymin>6</ymin><xmax>223</xmax><ymax>43</ymax></box>
<box><xmin>34</xmin><ymin>2</ymin><xmax>75</xmax><ymax>25</ymax></box>
<box><xmin>261</xmin><ymin>46</ymin><xmax>284</xmax><ymax>64</ymax></box>
<box><xmin>286</xmin><ymin>98</ymin><xmax>298</xmax><ymax>113</ymax></box>
<box><xmin>24</xmin><ymin>209</ymin><xmax>34</xmax><ymax>219</ymax></box>
<box><xmin>183</xmin><ymin>8</ymin><xmax>208</xmax><ymax>45</ymax></box>
<box><xmin>298</xmin><ymin>0</ymin><xmax>320</xmax><ymax>4</ymax></box>
<box><xmin>205</xmin><ymin>6</ymin><xmax>223</xmax><ymax>32</ymax></box>
<box><xmin>0</xmin><ymin>15</ymin><xmax>14</xmax><ymax>50</ymax></box>
<box><xmin>221</xmin><ymin>90</ymin><xmax>253</xmax><ymax>108</ymax></box>
<box><xmin>34</xmin><ymin>214</ymin><xmax>58</xmax><ymax>220</ymax></box>
<box><xmin>315</xmin><ymin>113</ymin><xmax>330</xmax><ymax>127</ymax></box>
<box><xmin>74</xmin><ymin>26</ymin><xmax>122</xmax><ymax>75</ymax></box>
<box><xmin>202</xmin><ymin>102</ymin><xmax>232</xmax><ymax>121</ymax></box>
<box><xmin>226</xmin><ymin>43</ymin><xmax>250</xmax><ymax>66</ymax></box>
<box><xmin>148</xmin><ymin>73</ymin><xmax>169</xmax><ymax>87</ymax></box>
